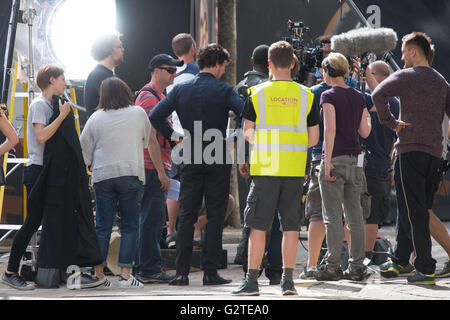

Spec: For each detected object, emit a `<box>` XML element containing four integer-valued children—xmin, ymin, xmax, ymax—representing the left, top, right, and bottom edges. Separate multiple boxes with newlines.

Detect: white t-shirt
<box><xmin>27</xmin><ymin>95</ymin><xmax>54</xmax><ymax>166</ymax></box>
<box><xmin>80</xmin><ymin>105</ymin><xmax>151</xmax><ymax>184</ymax></box>
<box><xmin>166</xmin><ymin>65</ymin><xmax>197</xmax><ymax>135</ymax></box>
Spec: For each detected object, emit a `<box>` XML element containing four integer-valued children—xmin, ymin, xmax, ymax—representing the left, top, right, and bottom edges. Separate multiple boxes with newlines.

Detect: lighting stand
<box><xmin>21</xmin><ymin>6</ymin><xmax>37</xmax><ymax>102</ymax></box>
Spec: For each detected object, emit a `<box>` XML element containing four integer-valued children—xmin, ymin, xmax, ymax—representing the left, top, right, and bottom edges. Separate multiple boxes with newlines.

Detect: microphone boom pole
<box><xmin>343</xmin><ymin>0</ymin><xmax>401</xmax><ymax>71</ymax></box>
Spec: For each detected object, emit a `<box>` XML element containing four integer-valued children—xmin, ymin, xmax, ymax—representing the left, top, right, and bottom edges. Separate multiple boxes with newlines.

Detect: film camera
<box><xmin>283</xmin><ymin>20</ymin><xmax>325</xmax><ymax>85</ymax></box>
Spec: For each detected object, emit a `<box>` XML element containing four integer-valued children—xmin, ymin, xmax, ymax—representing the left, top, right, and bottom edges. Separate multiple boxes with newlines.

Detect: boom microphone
<box><xmin>331</xmin><ymin>27</ymin><xmax>398</xmax><ymax>57</ymax></box>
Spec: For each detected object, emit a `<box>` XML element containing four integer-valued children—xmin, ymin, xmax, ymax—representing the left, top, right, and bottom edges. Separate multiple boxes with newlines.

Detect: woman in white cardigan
<box><xmin>80</xmin><ymin>77</ymin><xmax>150</xmax><ymax>288</ymax></box>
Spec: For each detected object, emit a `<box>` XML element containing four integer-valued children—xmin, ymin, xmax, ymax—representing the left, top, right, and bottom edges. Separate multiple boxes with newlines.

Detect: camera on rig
<box><xmin>287</xmin><ymin>20</ymin><xmax>305</xmax><ymax>33</ymax></box>
<box><xmin>283</xmin><ymin>20</ymin><xmax>324</xmax><ymax>85</ymax></box>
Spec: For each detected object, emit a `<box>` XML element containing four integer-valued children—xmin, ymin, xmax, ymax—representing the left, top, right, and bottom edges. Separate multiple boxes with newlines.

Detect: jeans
<box><xmin>135</xmin><ymin>169</ymin><xmax>168</xmax><ymax>275</ymax></box>
<box><xmin>7</xmin><ymin>165</ymin><xmax>42</xmax><ymax>273</ymax></box>
<box><xmin>392</xmin><ymin>152</ymin><xmax>441</xmax><ymax>274</ymax></box>
<box><xmin>319</xmin><ymin>155</ymin><xmax>365</xmax><ymax>270</ymax></box>
<box><xmin>94</xmin><ymin>176</ymin><xmax>143</xmax><ymax>268</ymax></box>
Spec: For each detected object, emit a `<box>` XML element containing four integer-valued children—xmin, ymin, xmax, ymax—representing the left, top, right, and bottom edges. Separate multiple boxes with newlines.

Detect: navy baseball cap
<box><xmin>148</xmin><ymin>54</ymin><xmax>183</xmax><ymax>71</ymax></box>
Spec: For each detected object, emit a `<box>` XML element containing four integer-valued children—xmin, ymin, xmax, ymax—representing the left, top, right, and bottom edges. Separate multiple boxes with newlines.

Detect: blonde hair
<box><xmin>322</xmin><ymin>52</ymin><xmax>349</xmax><ymax>78</ymax></box>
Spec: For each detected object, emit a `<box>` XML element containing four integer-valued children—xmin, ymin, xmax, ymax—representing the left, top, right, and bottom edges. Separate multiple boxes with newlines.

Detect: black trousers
<box><xmin>175</xmin><ymin>163</ymin><xmax>231</xmax><ymax>275</ymax></box>
<box><xmin>392</xmin><ymin>151</ymin><xmax>441</xmax><ymax>275</ymax></box>
<box><xmin>7</xmin><ymin>165</ymin><xmax>42</xmax><ymax>273</ymax></box>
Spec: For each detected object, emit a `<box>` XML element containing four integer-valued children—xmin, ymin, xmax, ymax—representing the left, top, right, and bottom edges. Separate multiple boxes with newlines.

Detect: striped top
<box><xmin>135</xmin><ymin>82</ymin><xmax>172</xmax><ymax>171</ymax></box>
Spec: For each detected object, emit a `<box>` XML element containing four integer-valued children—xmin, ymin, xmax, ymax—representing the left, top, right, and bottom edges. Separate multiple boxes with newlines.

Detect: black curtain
<box><xmin>115</xmin><ymin>0</ymin><xmax>191</xmax><ymax>92</ymax></box>
<box><xmin>352</xmin><ymin>0</ymin><xmax>450</xmax><ymax>79</ymax></box>
<box><xmin>236</xmin><ymin>0</ymin><xmax>345</xmax><ymax>82</ymax></box>
<box><xmin>0</xmin><ymin>0</ymin><xmax>14</xmax><ymax>102</ymax></box>
<box><xmin>236</xmin><ymin>0</ymin><xmax>450</xmax><ymax>82</ymax></box>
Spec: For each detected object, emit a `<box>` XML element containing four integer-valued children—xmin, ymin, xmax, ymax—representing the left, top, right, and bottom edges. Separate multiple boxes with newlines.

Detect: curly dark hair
<box><xmin>197</xmin><ymin>43</ymin><xmax>231</xmax><ymax>70</ymax></box>
<box><xmin>91</xmin><ymin>33</ymin><xmax>122</xmax><ymax>62</ymax></box>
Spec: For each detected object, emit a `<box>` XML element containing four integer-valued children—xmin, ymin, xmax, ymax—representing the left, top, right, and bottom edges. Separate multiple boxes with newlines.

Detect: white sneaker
<box><xmin>118</xmin><ymin>275</ymin><xmax>144</xmax><ymax>288</ymax></box>
<box><xmin>96</xmin><ymin>277</ymin><xmax>113</xmax><ymax>289</ymax></box>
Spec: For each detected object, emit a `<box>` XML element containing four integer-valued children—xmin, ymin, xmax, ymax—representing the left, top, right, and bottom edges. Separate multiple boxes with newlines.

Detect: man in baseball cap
<box><xmin>148</xmin><ymin>53</ymin><xmax>184</xmax><ymax>72</ymax></box>
<box><xmin>134</xmin><ymin>53</ymin><xmax>183</xmax><ymax>284</ymax></box>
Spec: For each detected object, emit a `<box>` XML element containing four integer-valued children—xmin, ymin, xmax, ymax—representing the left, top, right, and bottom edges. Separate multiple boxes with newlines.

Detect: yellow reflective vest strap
<box><xmin>249</xmin><ymin>81</ymin><xmax>313</xmax><ymax>177</ymax></box>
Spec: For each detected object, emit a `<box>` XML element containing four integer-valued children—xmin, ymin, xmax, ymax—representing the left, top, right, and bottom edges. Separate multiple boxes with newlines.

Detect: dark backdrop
<box><xmin>0</xmin><ymin>0</ymin><xmax>13</xmax><ymax>102</ymax></box>
<box><xmin>235</xmin><ymin>0</ymin><xmax>450</xmax><ymax>81</ymax></box>
<box><xmin>235</xmin><ymin>0</ymin><xmax>344</xmax><ymax>81</ymax></box>
<box><xmin>353</xmin><ymin>0</ymin><xmax>450</xmax><ymax>79</ymax></box>
<box><xmin>115</xmin><ymin>0</ymin><xmax>191</xmax><ymax>92</ymax></box>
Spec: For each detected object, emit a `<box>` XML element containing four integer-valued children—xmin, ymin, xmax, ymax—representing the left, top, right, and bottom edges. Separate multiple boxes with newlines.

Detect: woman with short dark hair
<box><xmin>1</xmin><ymin>64</ymin><xmax>73</xmax><ymax>290</ymax></box>
<box><xmin>80</xmin><ymin>77</ymin><xmax>151</xmax><ymax>288</ymax></box>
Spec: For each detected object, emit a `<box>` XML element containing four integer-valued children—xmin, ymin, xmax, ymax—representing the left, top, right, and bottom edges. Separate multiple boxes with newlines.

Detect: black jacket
<box><xmin>29</xmin><ymin>96</ymin><xmax>102</xmax><ymax>269</ymax></box>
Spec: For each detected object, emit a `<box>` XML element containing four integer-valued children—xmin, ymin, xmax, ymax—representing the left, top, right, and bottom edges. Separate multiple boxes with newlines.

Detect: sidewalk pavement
<box><xmin>0</xmin><ymin>224</ymin><xmax>449</xmax><ymax>301</ymax></box>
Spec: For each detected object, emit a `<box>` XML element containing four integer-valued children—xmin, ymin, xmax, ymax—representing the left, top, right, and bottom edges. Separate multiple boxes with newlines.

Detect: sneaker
<box><xmin>1</xmin><ymin>272</ymin><xmax>35</xmax><ymax>290</ymax></box>
<box><xmin>80</xmin><ymin>273</ymin><xmax>107</xmax><ymax>289</ymax></box>
<box><xmin>342</xmin><ymin>266</ymin><xmax>370</xmax><ymax>281</ymax></box>
<box><xmin>118</xmin><ymin>275</ymin><xmax>144</xmax><ymax>288</ymax></box>
<box><xmin>97</xmin><ymin>277</ymin><xmax>112</xmax><ymax>289</ymax></box>
<box><xmin>137</xmin><ymin>271</ymin><xmax>175</xmax><ymax>284</ymax></box>
<box><xmin>66</xmin><ymin>272</ymin><xmax>106</xmax><ymax>289</ymax></box>
<box><xmin>313</xmin><ymin>265</ymin><xmax>343</xmax><ymax>281</ymax></box>
<box><xmin>166</xmin><ymin>233</ymin><xmax>177</xmax><ymax>249</ymax></box>
<box><xmin>436</xmin><ymin>259</ymin><xmax>450</xmax><ymax>278</ymax></box>
<box><xmin>407</xmin><ymin>271</ymin><xmax>436</xmax><ymax>285</ymax></box>
<box><xmin>379</xmin><ymin>260</ymin><xmax>415</xmax><ymax>278</ymax></box>
<box><xmin>299</xmin><ymin>266</ymin><xmax>317</xmax><ymax>280</ymax></box>
<box><xmin>280</xmin><ymin>279</ymin><xmax>298</xmax><ymax>296</ymax></box>
<box><xmin>231</xmin><ymin>279</ymin><xmax>259</xmax><ymax>296</ymax></box>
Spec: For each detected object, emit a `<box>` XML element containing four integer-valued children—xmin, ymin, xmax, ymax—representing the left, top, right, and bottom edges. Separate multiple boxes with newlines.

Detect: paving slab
<box><xmin>0</xmin><ymin>224</ymin><xmax>449</xmax><ymax>301</ymax></box>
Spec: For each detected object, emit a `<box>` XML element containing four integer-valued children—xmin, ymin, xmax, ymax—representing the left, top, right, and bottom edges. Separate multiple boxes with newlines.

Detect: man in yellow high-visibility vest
<box><xmin>232</xmin><ymin>41</ymin><xmax>319</xmax><ymax>296</ymax></box>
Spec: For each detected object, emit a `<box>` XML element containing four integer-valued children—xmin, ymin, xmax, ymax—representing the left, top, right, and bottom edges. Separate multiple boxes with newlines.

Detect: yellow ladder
<box><xmin>70</xmin><ymin>87</ymin><xmax>81</xmax><ymax>136</ymax></box>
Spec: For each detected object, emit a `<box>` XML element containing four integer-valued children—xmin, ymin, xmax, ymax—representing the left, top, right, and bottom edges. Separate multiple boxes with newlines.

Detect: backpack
<box><xmin>134</xmin><ymin>86</ymin><xmax>161</xmax><ymax>103</ymax></box>
<box><xmin>372</xmin><ymin>237</ymin><xmax>393</xmax><ymax>265</ymax></box>
<box><xmin>134</xmin><ymin>86</ymin><xmax>176</xmax><ymax>149</ymax></box>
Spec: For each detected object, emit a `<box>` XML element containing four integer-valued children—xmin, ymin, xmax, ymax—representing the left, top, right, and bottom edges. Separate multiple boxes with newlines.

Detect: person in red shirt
<box><xmin>134</xmin><ymin>54</ymin><xmax>183</xmax><ymax>284</ymax></box>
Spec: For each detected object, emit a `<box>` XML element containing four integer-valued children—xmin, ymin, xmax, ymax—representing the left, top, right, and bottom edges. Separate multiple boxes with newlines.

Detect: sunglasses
<box><xmin>157</xmin><ymin>67</ymin><xmax>177</xmax><ymax>74</ymax></box>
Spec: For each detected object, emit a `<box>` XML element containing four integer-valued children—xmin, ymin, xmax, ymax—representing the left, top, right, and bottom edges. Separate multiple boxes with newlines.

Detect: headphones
<box><xmin>324</xmin><ymin>60</ymin><xmax>338</xmax><ymax>78</ymax></box>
